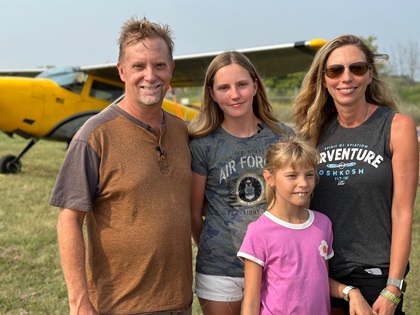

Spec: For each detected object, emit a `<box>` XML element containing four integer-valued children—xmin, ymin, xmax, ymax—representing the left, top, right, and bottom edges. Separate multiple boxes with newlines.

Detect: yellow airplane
<box><xmin>0</xmin><ymin>39</ymin><xmax>326</xmax><ymax>174</ymax></box>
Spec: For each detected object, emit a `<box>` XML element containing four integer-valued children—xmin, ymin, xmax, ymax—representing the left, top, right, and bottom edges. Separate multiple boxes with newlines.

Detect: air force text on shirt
<box><xmin>219</xmin><ymin>154</ymin><xmax>264</xmax><ymax>183</ymax></box>
<box><xmin>319</xmin><ymin>143</ymin><xmax>384</xmax><ymax>176</ymax></box>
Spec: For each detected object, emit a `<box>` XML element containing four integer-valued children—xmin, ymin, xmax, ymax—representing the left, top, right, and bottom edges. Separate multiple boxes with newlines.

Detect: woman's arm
<box><xmin>191</xmin><ymin>172</ymin><xmax>207</xmax><ymax>246</ymax></box>
<box><xmin>329</xmin><ymin>277</ymin><xmax>376</xmax><ymax>315</ymax></box>
<box><xmin>242</xmin><ymin>259</ymin><xmax>263</xmax><ymax>315</ymax></box>
<box><xmin>328</xmin><ymin>260</ymin><xmax>376</xmax><ymax>315</ymax></box>
<box><xmin>373</xmin><ymin>113</ymin><xmax>418</xmax><ymax>313</ymax></box>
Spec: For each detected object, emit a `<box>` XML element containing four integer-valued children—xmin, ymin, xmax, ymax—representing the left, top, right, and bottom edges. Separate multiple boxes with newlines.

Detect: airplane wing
<box><xmin>171</xmin><ymin>39</ymin><xmax>327</xmax><ymax>87</ymax></box>
<box><xmin>78</xmin><ymin>38</ymin><xmax>326</xmax><ymax>87</ymax></box>
<box><xmin>0</xmin><ymin>68</ymin><xmax>46</xmax><ymax>77</ymax></box>
<box><xmin>1</xmin><ymin>38</ymin><xmax>325</xmax><ymax>84</ymax></box>
<box><xmin>80</xmin><ymin>63</ymin><xmax>121</xmax><ymax>82</ymax></box>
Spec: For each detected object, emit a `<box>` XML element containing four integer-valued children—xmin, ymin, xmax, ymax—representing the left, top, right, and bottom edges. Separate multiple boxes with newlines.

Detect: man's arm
<box><xmin>57</xmin><ymin>208</ymin><xmax>98</xmax><ymax>315</ymax></box>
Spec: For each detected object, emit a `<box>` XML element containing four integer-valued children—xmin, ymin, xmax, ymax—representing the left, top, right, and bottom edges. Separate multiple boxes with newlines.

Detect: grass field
<box><xmin>0</xmin><ymin>132</ymin><xmax>419</xmax><ymax>314</ymax></box>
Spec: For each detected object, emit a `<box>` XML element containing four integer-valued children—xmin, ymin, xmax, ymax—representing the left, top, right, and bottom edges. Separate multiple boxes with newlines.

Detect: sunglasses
<box><xmin>324</xmin><ymin>62</ymin><xmax>371</xmax><ymax>79</ymax></box>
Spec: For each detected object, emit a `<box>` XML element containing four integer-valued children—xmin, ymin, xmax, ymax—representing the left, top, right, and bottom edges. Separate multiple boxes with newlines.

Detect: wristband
<box><xmin>343</xmin><ymin>285</ymin><xmax>356</xmax><ymax>302</ymax></box>
<box><xmin>380</xmin><ymin>288</ymin><xmax>401</xmax><ymax>305</ymax></box>
<box><xmin>387</xmin><ymin>278</ymin><xmax>407</xmax><ymax>294</ymax></box>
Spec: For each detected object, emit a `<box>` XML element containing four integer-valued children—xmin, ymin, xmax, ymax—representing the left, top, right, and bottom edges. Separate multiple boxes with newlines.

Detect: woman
<box><xmin>189</xmin><ymin>51</ymin><xmax>294</xmax><ymax>314</ymax></box>
<box><xmin>293</xmin><ymin>34</ymin><xmax>418</xmax><ymax>315</ymax></box>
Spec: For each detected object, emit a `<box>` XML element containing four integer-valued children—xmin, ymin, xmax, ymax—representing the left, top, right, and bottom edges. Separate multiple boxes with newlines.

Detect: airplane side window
<box><xmin>63</xmin><ymin>82</ymin><xmax>84</xmax><ymax>94</ymax></box>
<box><xmin>37</xmin><ymin>67</ymin><xmax>87</xmax><ymax>94</ymax></box>
<box><xmin>90</xmin><ymin>80</ymin><xmax>124</xmax><ymax>102</ymax></box>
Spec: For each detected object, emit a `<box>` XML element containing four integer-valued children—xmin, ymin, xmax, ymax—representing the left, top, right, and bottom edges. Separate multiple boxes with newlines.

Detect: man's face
<box><xmin>117</xmin><ymin>37</ymin><xmax>174</xmax><ymax>107</ymax></box>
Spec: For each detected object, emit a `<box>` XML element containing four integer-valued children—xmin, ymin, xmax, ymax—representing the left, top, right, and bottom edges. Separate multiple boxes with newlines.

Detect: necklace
<box><xmin>337</xmin><ymin>105</ymin><xmax>370</xmax><ymax>125</ymax></box>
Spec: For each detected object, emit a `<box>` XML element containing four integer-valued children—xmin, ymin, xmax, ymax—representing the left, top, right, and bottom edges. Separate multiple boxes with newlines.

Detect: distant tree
<box><xmin>404</xmin><ymin>41</ymin><xmax>420</xmax><ymax>83</ymax></box>
<box><xmin>264</xmin><ymin>72</ymin><xmax>305</xmax><ymax>90</ymax></box>
<box><xmin>387</xmin><ymin>41</ymin><xmax>420</xmax><ymax>84</ymax></box>
<box><xmin>360</xmin><ymin>35</ymin><xmax>379</xmax><ymax>53</ymax></box>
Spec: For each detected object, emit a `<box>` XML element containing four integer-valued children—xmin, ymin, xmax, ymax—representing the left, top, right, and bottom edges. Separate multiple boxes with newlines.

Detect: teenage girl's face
<box><xmin>324</xmin><ymin>45</ymin><xmax>373</xmax><ymax>108</ymax></box>
<box><xmin>264</xmin><ymin>162</ymin><xmax>316</xmax><ymax>209</ymax></box>
<box><xmin>209</xmin><ymin>63</ymin><xmax>257</xmax><ymax>120</ymax></box>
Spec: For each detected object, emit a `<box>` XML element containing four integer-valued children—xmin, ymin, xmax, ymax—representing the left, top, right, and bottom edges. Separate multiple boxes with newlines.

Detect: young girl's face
<box><xmin>265</xmin><ymin>162</ymin><xmax>316</xmax><ymax>208</ymax></box>
<box><xmin>209</xmin><ymin>63</ymin><xmax>257</xmax><ymax>120</ymax></box>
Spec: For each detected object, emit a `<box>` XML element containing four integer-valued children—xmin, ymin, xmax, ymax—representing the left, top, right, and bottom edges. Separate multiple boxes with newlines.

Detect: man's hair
<box><xmin>118</xmin><ymin>16</ymin><xmax>174</xmax><ymax>62</ymax></box>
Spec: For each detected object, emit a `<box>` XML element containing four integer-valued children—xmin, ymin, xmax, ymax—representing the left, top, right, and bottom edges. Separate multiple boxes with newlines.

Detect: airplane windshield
<box><xmin>36</xmin><ymin>67</ymin><xmax>87</xmax><ymax>94</ymax></box>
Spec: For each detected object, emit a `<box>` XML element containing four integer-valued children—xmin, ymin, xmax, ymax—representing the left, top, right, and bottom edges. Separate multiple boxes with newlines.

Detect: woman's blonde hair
<box><xmin>264</xmin><ymin>136</ymin><xmax>320</xmax><ymax>210</ymax></box>
<box><xmin>188</xmin><ymin>51</ymin><xmax>285</xmax><ymax>138</ymax></box>
<box><xmin>292</xmin><ymin>34</ymin><xmax>399</xmax><ymax>146</ymax></box>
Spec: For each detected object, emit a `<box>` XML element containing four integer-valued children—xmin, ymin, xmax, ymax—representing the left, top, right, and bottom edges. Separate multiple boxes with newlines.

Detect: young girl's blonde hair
<box><xmin>264</xmin><ymin>136</ymin><xmax>320</xmax><ymax>210</ymax></box>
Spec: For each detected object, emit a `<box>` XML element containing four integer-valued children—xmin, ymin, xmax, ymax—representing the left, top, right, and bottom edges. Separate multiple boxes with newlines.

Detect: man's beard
<box><xmin>138</xmin><ymin>85</ymin><xmax>164</xmax><ymax>106</ymax></box>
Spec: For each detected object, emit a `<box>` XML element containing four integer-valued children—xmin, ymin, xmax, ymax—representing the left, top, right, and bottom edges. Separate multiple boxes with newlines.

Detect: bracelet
<box><xmin>380</xmin><ymin>288</ymin><xmax>401</xmax><ymax>305</ymax></box>
<box><xmin>343</xmin><ymin>285</ymin><xmax>356</xmax><ymax>302</ymax></box>
<box><xmin>387</xmin><ymin>278</ymin><xmax>407</xmax><ymax>294</ymax></box>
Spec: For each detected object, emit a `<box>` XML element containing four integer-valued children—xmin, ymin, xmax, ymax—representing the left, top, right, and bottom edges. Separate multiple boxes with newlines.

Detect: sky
<box><xmin>1</xmin><ymin>0</ymin><xmax>419</xmax><ymax>70</ymax></box>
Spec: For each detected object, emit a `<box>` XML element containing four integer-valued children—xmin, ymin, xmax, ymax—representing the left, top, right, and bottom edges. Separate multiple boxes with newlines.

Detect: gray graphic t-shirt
<box><xmin>311</xmin><ymin>106</ymin><xmax>395</xmax><ymax>278</ymax></box>
<box><xmin>190</xmin><ymin>122</ymin><xmax>293</xmax><ymax>277</ymax></box>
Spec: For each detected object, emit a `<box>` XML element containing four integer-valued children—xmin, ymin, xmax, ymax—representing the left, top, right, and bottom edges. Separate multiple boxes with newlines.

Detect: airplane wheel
<box><xmin>0</xmin><ymin>155</ymin><xmax>22</xmax><ymax>174</ymax></box>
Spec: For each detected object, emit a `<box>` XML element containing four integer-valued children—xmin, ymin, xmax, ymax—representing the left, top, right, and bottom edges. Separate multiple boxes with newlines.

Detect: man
<box><xmin>50</xmin><ymin>17</ymin><xmax>192</xmax><ymax>315</ymax></box>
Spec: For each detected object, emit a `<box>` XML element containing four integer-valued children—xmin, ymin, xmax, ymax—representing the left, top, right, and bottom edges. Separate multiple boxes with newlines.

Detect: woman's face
<box><xmin>210</xmin><ymin>63</ymin><xmax>257</xmax><ymax>120</ymax></box>
<box><xmin>324</xmin><ymin>45</ymin><xmax>373</xmax><ymax>108</ymax></box>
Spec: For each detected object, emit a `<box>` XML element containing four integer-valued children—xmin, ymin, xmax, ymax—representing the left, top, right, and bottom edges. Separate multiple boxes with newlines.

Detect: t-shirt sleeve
<box><xmin>189</xmin><ymin>138</ymin><xmax>208</xmax><ymax>176</ymax></box>
<box><xmin>49</xmin><ymin>138</ymin><xmax>99</xmax><ymax>211</ymax></box>
<box><xmin>237</xmin><ymin>222</ymin><xmax>266</xmax><ymax>267</ymax></box>
<box><xmin>280</xmin><ymin>122</ymin><xmax>296</xmax><ymax>137</ymax></box>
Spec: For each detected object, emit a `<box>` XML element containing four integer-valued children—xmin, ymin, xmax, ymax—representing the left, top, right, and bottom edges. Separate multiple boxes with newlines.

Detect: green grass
<box><xmin>0</xmin><ymin>132</ymin><xmax>419</xmax><ymax>314</ymax></box>
<box><xmin>0</xmin><ymin>135</ymin><xmax>69</xmax><ymax>314</ymax></box>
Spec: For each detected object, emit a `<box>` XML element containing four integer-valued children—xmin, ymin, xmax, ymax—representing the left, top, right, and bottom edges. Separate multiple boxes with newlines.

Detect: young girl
<box><xmin>189</xmin><ymin>51</ymin><xmax>294</xmax><ymax>315</ymax></box>
<box><xmin>237</xmin><ymin>137</ymin><xmax>376</xmax><ymax>315</ymax></box>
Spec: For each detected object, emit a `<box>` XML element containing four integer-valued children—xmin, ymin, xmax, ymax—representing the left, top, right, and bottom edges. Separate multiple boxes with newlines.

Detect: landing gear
<box><xmin>0</xmin><ymin>138</ymin><xmax>37</xmax><ymax>174</ymax></box>
<box><xmin>0</xmin><ymin>155</ymin><xmax>22</xmax><ymax>174</ymax></box>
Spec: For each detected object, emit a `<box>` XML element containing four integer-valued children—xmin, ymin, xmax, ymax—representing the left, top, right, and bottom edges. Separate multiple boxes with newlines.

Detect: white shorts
<box><xmin>194</xmin><ymin>273</ymin><xmax>244</xmax><ymax>302</ymax></box>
